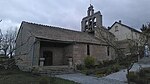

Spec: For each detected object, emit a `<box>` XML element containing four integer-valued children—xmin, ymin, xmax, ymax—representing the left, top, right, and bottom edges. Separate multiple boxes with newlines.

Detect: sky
<box><xmin>0</xmin><ymin>0</ymin><xmax>150</xmax><ymax>32</ymax></box>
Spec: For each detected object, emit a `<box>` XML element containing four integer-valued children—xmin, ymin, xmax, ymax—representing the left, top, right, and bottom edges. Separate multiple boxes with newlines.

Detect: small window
<box><xmin>87</xmin><ymin>45</ymin><xmax>90</xmax><ymax>55</ymax></box>
<box><xmin>93</xmin><ymin>17</ymin><xmax>96</xmax><ymax>28</ymax></box>
<box><xmin>107</xmin><ymin>46</ymin><xmax>110</xmax><ymax>56</ymax></box>
<box><xmin>115</xmin><ymin>26</ymin><xmax>118</xmax><ymax>32</ymax></box>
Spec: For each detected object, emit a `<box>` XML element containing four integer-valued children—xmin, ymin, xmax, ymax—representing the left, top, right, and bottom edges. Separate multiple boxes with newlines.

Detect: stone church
<box><xmin>15</xmin><ymin>4</ymin><xmax>116</xmax><ymax>71</ymax></box>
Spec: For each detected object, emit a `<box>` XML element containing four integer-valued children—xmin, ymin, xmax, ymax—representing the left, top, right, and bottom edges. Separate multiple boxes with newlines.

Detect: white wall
<box><xmin>109</xmin><ymin>23</ymin><xmax>140</xmax><ymax>41</ymax></box>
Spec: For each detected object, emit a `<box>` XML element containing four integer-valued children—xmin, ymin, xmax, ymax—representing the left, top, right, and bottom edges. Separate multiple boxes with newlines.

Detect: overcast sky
<box><xmin>0</xmin><ymin>0</ymin><xmax>150</xmax><ymax>32</ymax></box>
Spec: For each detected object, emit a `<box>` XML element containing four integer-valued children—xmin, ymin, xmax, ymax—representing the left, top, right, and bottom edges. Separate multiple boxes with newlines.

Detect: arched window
<box><xmin>93</xmin><ymin>17</ymin><xmax>96</xmax><ymax>22</ymax></box>
<box><xmin>85</xmin><ymin>20</ymin><xmax>88</xmax><ymax>30</ymax></box>
<box><xmin>93</xmin><ymin>17</ymin><xmax>96</xmax><ymax>28</ymax></box>
<box><xmin>85</xmin><ymin>20</ymin><xmax>88</xmax><ymax>25</ymax></box>
<box><xmin>89</xmin><ymin>19</ymin><xmax>92</xmax><ymax>30</ymax></box>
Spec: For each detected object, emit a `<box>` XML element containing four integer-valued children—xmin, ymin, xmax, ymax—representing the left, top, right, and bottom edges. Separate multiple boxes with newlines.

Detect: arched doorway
<box><xmin>43</xmin><ymin>51</ymin><xmax>53</xmax><ymax>66</ymax></box>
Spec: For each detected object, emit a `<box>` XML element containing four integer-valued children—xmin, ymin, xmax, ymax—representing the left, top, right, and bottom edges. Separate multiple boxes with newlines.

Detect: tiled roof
<box><xmin>109</xmin><ymin>22</ymin><xmax>141</xmax><ymax>33</ymax></box>
<box><xmin>20</xmin><ymin>21</ymin><xmax>106</xmax><ymax>45</ymax></box>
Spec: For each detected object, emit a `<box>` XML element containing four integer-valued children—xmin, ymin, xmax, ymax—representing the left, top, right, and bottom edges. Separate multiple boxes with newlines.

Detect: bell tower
<box><xmin>81</xmin><ymin>4</ymin><xmax>102</xmax><ymax>34</ymax></box>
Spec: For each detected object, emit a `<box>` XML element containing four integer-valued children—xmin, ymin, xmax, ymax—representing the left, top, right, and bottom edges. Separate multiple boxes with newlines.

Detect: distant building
<box><xmin>15</xmin><ymin>5</ymin><xmax>116</xmax><ymax>72</ymax></box>
<box><xmin>109</xmin><ymin>21</ymin><xmax>142</xmax><ymax>55</ymax></box>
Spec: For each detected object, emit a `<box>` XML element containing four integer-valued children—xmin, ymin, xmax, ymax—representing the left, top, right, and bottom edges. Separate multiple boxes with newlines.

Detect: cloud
<box><xmin>95</xmin><ymin>0</ymin><xmax>150</xmax><ymax>29</ymax></box>
<box><xmin>0</xmin><ymin>19</ymin><xmax>20</xmax><ymax>33</ymax></box>
<box><xmin>0</xmin><ymin>0</ymin><xmax>150</xmax><ymax>31</ymax></box>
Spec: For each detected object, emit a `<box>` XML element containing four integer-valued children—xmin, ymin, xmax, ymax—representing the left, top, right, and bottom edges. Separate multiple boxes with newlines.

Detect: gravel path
<box><xmin>104</xmin><ymin>69</ymin><xmax>127</xmax><ymax>82</ymax></box>
<box><xmin>56</xmin><ymin>73</ymin><xmax>126</xmax><ymax>84</ymax></box>
<box><xmin>56</xmin><ymin>63</ymin><xmax>150</xmax><ymax>84</ymax></box>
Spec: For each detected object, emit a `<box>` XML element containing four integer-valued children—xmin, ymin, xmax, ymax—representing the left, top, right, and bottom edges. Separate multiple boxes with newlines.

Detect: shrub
<box><xmin>96</xmin><ymin>73</ymin><xmax>104</xmax><ymax>77</ymax></box>
<box><xmin>138</xmin><ymin>69</ymin><xmax>145</xmax><ymax>77</ymax></box>
<box><xmin>85</xmin><ymin>70</ymin><xmax>94</xmax><ymax>75</ymax></box>
<box><xmin>97</xmin><ymin>61</ymin><xmax>103</xmax><ymax>68</ymax></box>
<box><xmin>81</xmin><ymin>69</ymin><xmax>94</xmax><ymax>75</ymax></box>
<box><xmin>141</xmin><ymin>67</ymin><xmax>150</xmax><ymax>74</ymax></box>
<box><xmin>102</xmin><ymin>60</ymin><xmax>116</xmax><ymax>67</ymax></box>
<box><xmin>76</xmin><ymin>64</ymin><xmax>84</xmax><ymax>70</ymax></box>
<box><xmin>95</xmin><ymin>68</ymin><xmax>107</xmax><ymax>75</ymax></box>
<box><xmin>102</xmin><ymin>60</ymin><xmax>110</xmax><ymax>67</ymax></box>
<box><xmin>135</xmin><ymin>78</ymin><xmax>148</xmax><ymax>84</ymax></box>
<box><xmin>126</xmin><ymin>71</ymin><xmax>138</xmax><ymax>82</ymax></box>
<box><xmin>106</xmin><ymin>66</ymin><xmax>113</xmax><ymax>74</ymax></box>
<box><xmin>112</xmin><ymin>63</ymin><xmax>120</xmax><ymax>72</ymax></box>
<box><xmin>84</xmin><ymin>56</ymin><xmax>95</xmax><ymax>69</ymax></box>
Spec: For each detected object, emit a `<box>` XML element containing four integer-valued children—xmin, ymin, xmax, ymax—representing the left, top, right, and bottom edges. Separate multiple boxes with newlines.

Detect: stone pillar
<box><xmin>68</xmin><ymin>57</ymin><xmax>73</xmax><ymax>68</ymax></box>
<box><xmin>39</xmin><ymin>58</ymin><xmax>45</xmax><ymax>66</ymax></box>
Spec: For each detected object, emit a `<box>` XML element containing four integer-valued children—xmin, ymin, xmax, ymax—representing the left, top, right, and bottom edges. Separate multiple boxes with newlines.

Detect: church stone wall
<box><xmin>63</xmin><ymin>45</ymin><xmax>73</xmax><ymax>65</ymax></box>
<box><xmin>72</xmin><ymin>43</ymin><xmax>114</xmax><ymax>65</ymax></box>
<box><xmin>73</xmin><ymin>43</ymin><xmax>87</xmax><ymax>65</ymax></box>
<box><xmin>15</xmin><ymin>25</ymin><xmax>37</xmax><ymax>71</ymax></box>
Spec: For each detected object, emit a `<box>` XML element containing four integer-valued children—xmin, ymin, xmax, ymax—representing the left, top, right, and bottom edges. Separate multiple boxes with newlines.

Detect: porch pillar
<box><xmin>68</xmin><ymin>57</ymin><xmax>73</xmax><ymax>68</ymax></box>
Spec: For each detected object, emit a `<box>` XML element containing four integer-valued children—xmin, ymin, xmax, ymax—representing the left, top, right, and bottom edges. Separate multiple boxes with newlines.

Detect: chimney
<box><xmin>119</xmin><ymin>20</ymin><xmax>121</xmax><ymax>23</ymax></box>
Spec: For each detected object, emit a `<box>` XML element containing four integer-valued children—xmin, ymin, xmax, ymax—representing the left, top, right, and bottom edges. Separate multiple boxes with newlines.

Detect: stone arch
<box><xmin>93</xmin><ymin>17</ymin><xmax>97</xmax><ymax>28</ymax></box>
<box><xmin>89</xmin><ymin>18</ymin><xmax>93</xmax><ymax>30</ymax></box>
<box><xmin>85</xmin><ymin>20</ymin><xmax>88</xmax><ymax>25</ymax></box>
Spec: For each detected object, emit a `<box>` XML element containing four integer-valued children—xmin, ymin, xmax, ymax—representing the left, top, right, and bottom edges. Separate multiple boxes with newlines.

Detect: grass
<box><xmin>127</xmin><ymin>67</ymin><xmax>150</xmax><ymax>84</ymax></box>
<box><xmin>0</xmin><ymin>69</ymin><xmax>78</xmax><ymax>84</ymax></box>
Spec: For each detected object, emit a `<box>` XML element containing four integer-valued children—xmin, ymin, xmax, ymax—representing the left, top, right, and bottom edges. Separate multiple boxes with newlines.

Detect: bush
<box><xmin>85</xmin><ymin>70</ymin><xmax>94</xmax><ymax>75</ymax></box>
<box><xmin>95</xmin><ymin>69</ymin><xmax>106</xmax><ymax>77</ymax></box>
<box><xmin>95</xmin><ymin>68</ymin><xmax>107</xmax><ymax>74</ymax></box>
<box><xmin>136</xmin><ymin>78</ymin><xmax>148</xmax><ymax>84</ymax></box>
<box><xmin>76</xmin><ymin>64</ymin><xmax>84</xmax><ymax>70</ymax></box>
<box><xmin>97</xmin><ymin>61</ymin><xmax>103</xmax><ymax>68</ymax></box>
<box><xmin>81</xmin><ymin>69</ymin><xmax>94</xmax><ymax>75</ymax></box>
<box><xmin>126</xmin><ymin>71</ymin><xmax>138</xmax><ymax>82</ymax></box>
<box><xmin>106</xmin><ymin>66</ymin><xmax>113</xmax><ymax>74</ymax></box>
<box><xmin>112</xmin><ymin>63</ymin><xmax>120</xmax><ymax>72</ymax></box>
<box><xmin>138</xmin><ymin>69</ymin><xmax>146</xmax><ymax>77</ymax></box>
<box><xmin>102</xmin><ymin>60</ymin><xmax>110</xmax><ymax>67</ymax></box>
<box><xmin>141</xmin><ymin>67</ymin><xmax>150</xmax><ymax>74</ymax></box>
<box><xmin>102</xmin><ymin>60</ymin><xmax>116</xmax><ymax>67</ymax></box>
<box><xmin>127</xmin><ymin>68</ymin><xmax>150</xmax><ymax>84</ymax></box>
<box><xmin>84</xmin><ymin>56</ymin><xmax>95</xmax><ymax>69</ymax></box>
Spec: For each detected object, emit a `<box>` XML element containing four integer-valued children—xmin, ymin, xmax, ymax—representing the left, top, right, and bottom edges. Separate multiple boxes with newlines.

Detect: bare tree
<box><xmin>95</xmin><ymin>26</ymin><xmax>124</xmax><ymax>61</ymax></box>
<box><xmin>140</xmin><ymin>23</ymin><xmax>150</xmax><ymax>44</ymax></box>
<box><xmin>0</xmin><ymin>27</ymin><xmax>17</xmax><ymax>58</ymax></box>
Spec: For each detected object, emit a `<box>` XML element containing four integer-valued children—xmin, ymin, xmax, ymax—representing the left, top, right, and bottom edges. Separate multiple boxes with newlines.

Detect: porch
<box><xmin>38</xmin><ymin>39</ymin><xmax>74</xmax><ymax>67</ymax></box>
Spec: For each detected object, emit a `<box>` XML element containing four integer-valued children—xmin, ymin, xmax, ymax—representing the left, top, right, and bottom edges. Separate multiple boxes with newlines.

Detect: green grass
<box><xmin>0</xmin><ymin>69</ymin><xmax>78</xmax><ymax>84</ymax></box>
